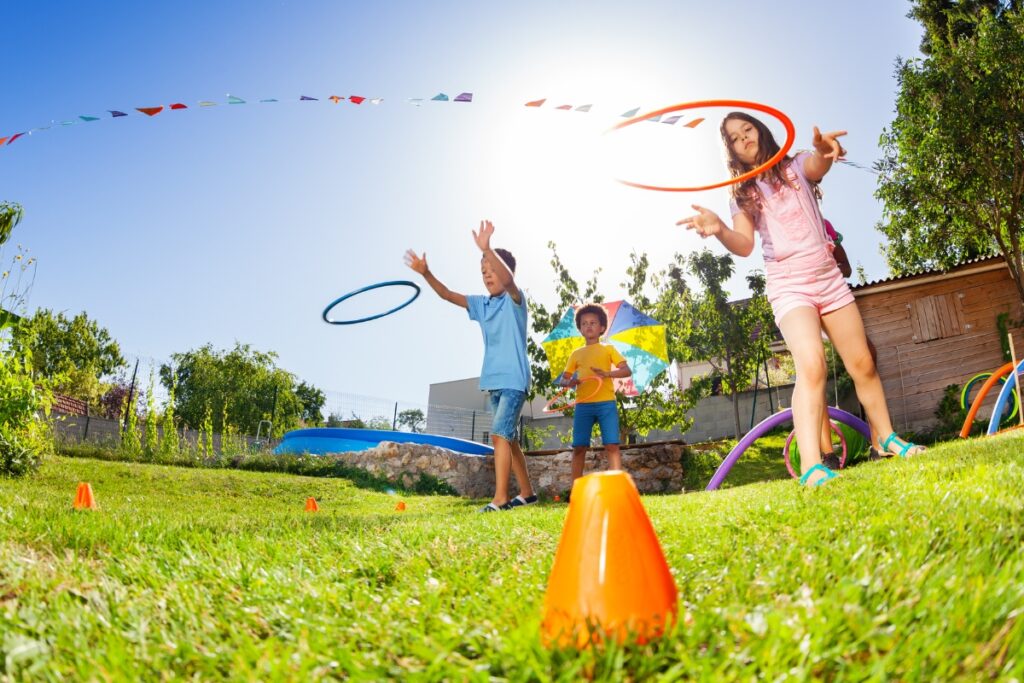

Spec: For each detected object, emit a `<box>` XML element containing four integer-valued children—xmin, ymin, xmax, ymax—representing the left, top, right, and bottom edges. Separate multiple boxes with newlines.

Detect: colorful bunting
<box><xmin>454</xmin><ymin>92</ymin><xmax>473</xmax><ymax>102</ymax></box>
<box><xmin>575</xmin><ymin>104</ymin><xmax>592</xmax><ymax>112</ymax></box>
<box><xmin>555</xmin><ymin>104</ymin><xmax>572</xmax><ymax>110</ymax></box>
<box><xmin>170</xmin><ymin>103</ymin><xmax>187</xmax><ymax>110</ymax></box>
<box><xmin>621</xmin><ymin>107</ymin><xmax>640</xmax><ymax>117</ymax></box>
<box><xmin>662</xmin><ymin>115</ymin><xmax>681</xmax><ymax>125</ymax></box>
<box><xmin>370</xmin><ymin>98</ymin><xmax>383</xmax><ymax>105</ymax></box>
<box><xmin>59</xmin><ymin>121</ymin><xmax>75</xmax><ymax>126</ymax></box>
<box><xmin>431</xmin><ymin>93</ymin><xmax>449</xmax><ymax>101</ymax></box>
<box><xmin>0</xmin><ymin>137</ymin><xmax>7</xmax><ymax>146</ymax></box>
<box><xmin>259</xmin><ymin>98</ymin><xmax>277</xmax><ymax>103</ymax></box>
<box><xmin>79</xmin><ymin>115</ymin><xmax>100</xmax><ymax>122</ymax></box>
<box><xmin>136</xmin><ymin>107</ymin><xmax>163</xmax><ymax>117</ymax></box>
<box><xmin>646</xmin><ymin>114</ymin><xmax>662</xmax><ymax>123</ymax></box>
<box><xmin>227</xmin><ymin>95</ymin><xmax>245</xmax><ymax>104</ymax></box>
<box><xmin>109</xmin><ymin>110</ymin><xmax>127</xmax><ymax>117</ymax></box>
<box><xmin>300</xmin><ymin>95</ymin><xmax>318</xmax><ymax>101</ymax></box>
<box><xmin>349</xmin><ymin>96</ymin><xmax>365</xmax><ymax>104</ymax></box>
<box><xmin>199</xmin><ymin>101</ymin><xmax>217</xmax><ymax>107</ymax></box>
<box><xmin>684</xmin><ymin>117</ymin><xmax>704</xmax><ymax>128</ymax></box>
<box><xmin>525</xmin><ymin>98</ymin><xmax>546</xmax><ymax>107</ymax></box>
<box><xmin>7</xmin><ymin>133</ymin><xmax>24</xmax><ymax>145</ymax></box>
<box><xmin>329</xmin><ymin>95</ymin><xmax>342</xmax><ymax>103</ymax></box>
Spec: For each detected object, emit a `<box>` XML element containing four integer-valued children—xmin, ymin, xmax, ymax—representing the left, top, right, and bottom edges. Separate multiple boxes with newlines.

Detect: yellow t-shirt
<box><xmin>564</xmin><ymin>343</ymin><xmax>626</xmax><ymax>404</ymax></box>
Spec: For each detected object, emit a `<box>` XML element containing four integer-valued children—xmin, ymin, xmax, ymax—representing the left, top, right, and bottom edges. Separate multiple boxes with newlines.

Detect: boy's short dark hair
<box><xmin>575</xmin><ymin>304</ymin><xmax>608</xmax><ymax>330</ymax></box>
<box><xmin>493</xmin><ymin>248</ymin><xmax>516</xmax><ymax>274</ymax></box>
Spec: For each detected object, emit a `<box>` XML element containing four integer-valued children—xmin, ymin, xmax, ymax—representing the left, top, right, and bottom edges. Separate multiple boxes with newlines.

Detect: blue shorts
<box><xmin>488</xmin><ymin>389</ymin><xmax>526</xmax><ymax>442</ymax></box>
<box><xmin>572</xmin><ymin>400</ymin><xmax>620</xmax><ymax>448</ymax></box>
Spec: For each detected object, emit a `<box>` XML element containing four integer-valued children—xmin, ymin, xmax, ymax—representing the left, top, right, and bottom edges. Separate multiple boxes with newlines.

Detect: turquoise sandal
<box><xmin>880</xmin><ymin>432</ymin><xmax>926</xmax><ymax>458</ymax></box>
<box><xmin>799</xmin><ymin>463</ymin><xmax>837</xmax><ymax>487</ymax></box>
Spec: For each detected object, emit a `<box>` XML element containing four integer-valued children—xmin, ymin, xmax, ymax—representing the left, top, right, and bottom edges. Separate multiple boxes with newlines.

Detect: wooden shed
<box><xmin>852</xmin><ymin>255</ymin><xmax>1024</xmax><ymax>433</ymax></box>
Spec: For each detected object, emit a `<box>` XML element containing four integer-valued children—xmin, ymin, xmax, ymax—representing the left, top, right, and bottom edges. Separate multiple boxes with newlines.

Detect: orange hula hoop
<box><xmin>542</xmin><ymin>376</ymin><xmax>605</xmax><ymax>414</ymax></box>
<box><xmin>607</xmin><ymin>99</ymin><xmax>796</xmax><ymax>193</ymax></box>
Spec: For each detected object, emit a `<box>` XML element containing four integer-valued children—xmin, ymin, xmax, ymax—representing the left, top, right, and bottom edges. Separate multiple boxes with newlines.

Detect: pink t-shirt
<box><xmin>729</xmin><ymin>151</ymin><xmax>833</xmax><ymax>265</ymax></box>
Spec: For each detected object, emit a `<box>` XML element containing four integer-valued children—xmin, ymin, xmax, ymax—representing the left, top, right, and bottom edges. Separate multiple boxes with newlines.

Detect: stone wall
<box><xmin>335</xmin><ymin>441</ymin><xmax>686</xmax><ymax>499</ymax></box>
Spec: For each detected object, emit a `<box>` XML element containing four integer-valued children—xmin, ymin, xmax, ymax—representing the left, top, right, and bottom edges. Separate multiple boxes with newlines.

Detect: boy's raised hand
<box><xmin>472</xmin><ymin>220</ymin><xmax>494</xmax><ymax>251</ymax></box>
<box><xmin>404</xmin><ymin>249</ymin><xmax>429</xmax><ymax>275</ymax></box>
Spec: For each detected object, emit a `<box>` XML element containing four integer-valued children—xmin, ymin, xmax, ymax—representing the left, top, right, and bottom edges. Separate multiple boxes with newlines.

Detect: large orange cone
<box><xmin>304</xmin><ymin>497</ymin><xmax>319</xmax><ymax>512</ymax></box>
<box><xmin>541</xmin><ymin>471</ymin><xmax>677</xmax><ymax>648</ymax></box>
<box><xmin>73</xmin><ymin>482</ymin><xmax>97</xmax><ymax>510</ymax></box>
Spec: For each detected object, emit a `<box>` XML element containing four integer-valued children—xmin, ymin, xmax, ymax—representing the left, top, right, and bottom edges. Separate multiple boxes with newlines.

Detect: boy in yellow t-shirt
<box><xmin>557</xmin><ymin>304</ymin><xmax>633</xmax><ymax>482</ymax></box>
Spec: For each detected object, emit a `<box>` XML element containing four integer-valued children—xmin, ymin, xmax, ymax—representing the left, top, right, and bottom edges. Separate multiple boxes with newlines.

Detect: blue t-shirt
<box><xmin>466</xmin><ymin>290</ymin><xmax>531</xmax><ymax>392</ymax></box>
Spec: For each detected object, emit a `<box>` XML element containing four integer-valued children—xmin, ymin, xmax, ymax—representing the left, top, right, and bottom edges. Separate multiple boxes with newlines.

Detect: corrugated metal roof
<box><xmin>851</xmin><ymin>254</ymin><xmax>1004</xmax><ymax>290</ymax></box>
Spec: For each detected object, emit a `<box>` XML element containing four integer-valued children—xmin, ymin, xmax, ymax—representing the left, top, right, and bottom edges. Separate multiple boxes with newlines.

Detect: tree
<box><xmin>295</xmin><ymin>381</ymin><xmax>326</xmax><ymax>426</ymax></box>
<box><xmin>527</xmin><ymin>243</ymin><xmax>700</xmax><ymax>443</ymax></box>
<box><xmin>684</xmin><ymin>250</ymin><xmax>774</xmax><ymax>439</ymax></box>
<box><xmin>161</xmin><ymin>342</ymin><xmax>321</xmax><ymax>438</ymax></box>
<box><xmin>397</xmin><ymin>408</ymin><xmax>425</xmax><ymax>433</ymax></box>
<box><xmin>877</xmin><ymin>3</ymin><xmax>1024</xmax><ymax>302</ymax></box>
<box><xmin>10</xmin><ymin>309</ymin><xmax>126</xmax><ymax>404</ymax></box>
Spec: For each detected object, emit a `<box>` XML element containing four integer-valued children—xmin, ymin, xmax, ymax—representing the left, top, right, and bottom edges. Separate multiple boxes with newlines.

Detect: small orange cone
<box><xmin>73</xmin><ymin>482</ymin><xmax>97</xmax><ymax>510</ymax></box>
<box><xmin>541</xmin><ymin>471</ymin><xmax>677</xmax><ymax>648</ymax></box>
<box><xmin>304</xmin><ymin>497</ymin><xmax>319</xmax><ymax>512</ymax></box>
<box><xmin>395</xmin><ymin>501</ymin><xmax>406</xmax><ymax>512</ymax></box>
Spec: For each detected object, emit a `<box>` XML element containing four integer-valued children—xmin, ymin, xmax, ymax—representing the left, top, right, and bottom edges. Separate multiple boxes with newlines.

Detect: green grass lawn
<box><xmin>2</xmin><ymin>432</ymin><xmax>1023</xmax><ymax>680</ymax></box>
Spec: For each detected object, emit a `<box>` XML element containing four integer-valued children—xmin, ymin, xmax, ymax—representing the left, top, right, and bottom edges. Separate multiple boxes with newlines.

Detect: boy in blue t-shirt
<box><xmin>405</xmin><ymin>220</ymin><xmax>536</xmax><ymax>512</ymax></box>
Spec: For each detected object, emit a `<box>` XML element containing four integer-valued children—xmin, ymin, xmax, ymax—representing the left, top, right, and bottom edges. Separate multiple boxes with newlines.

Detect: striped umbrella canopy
<box><xmin>540</xmin><ymin>300</ymin><xmax>669</xmax><ymax>396</ymax></box>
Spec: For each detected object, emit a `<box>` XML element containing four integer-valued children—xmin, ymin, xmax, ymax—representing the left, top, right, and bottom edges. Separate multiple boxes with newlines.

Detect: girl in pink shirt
<box><xmin>677</xmin><ymin>112</ymin><xmax>924</xmax><ymax>486</ymax></box>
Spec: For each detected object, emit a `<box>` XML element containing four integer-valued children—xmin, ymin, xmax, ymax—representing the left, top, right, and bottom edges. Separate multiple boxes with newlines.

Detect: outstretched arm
<box><xmin>676</xmin><ymin>204</ymin><xmax>756</xmax><ymax>257</ymax></box>
<box><xmin>473</xmin><ymin>220</ymin><xmax>522</xmax><ymax>305</ymax></box>
<box><xmin>804</xmin><ymin>126</ymin><xmax>847</xmax><ymax>182</ymax></box>
<box><xmin>404</xmin><ymin>250</ymin><xmax>468</xmax><ymax>309</ymax></box>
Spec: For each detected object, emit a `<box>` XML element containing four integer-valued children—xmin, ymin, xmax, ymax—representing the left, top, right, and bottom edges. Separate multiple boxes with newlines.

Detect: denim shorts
<box><xmin>488</xmin><ymin>389</ymin><xmax>526</xmax><ymax>442</ymax></box>
<box><xmin>572</xmin><ymin>400</ymin><xmax>620</xmax><ymax>447</ymax></box>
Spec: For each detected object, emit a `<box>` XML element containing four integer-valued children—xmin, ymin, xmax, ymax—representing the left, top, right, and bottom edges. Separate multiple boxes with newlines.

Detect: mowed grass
<box><xmin>2</xmin><ymin>433</ymin><xmax>1024</xmax><ymax>680</ymax></box>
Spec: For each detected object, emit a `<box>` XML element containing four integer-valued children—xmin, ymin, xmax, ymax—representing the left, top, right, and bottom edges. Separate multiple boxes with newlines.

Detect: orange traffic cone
<box><xmin>541</xmin><ymin>471</ymin><xmax>677</xmax><ymax>648</ymax></box>
<box><xmin>395</xmin><ymin>501</ymin><xmax>406</xmax><ymax>512</ymax></box>
<box><xmin>304</xmin><ymin>497</ymin><xmax>319</xmax><ymax>512</ymax></box>
<box><xmin>73</xmin><ymin>482</ymin><xmax>97</xmax><ymax>510</ymax></box>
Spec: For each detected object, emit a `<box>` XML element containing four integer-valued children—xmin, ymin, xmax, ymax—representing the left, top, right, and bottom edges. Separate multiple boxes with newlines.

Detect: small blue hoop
<box><xmin>322</xmin><ymin>280</ymin><xmax>421</xmax><ymax>325</ymax></box>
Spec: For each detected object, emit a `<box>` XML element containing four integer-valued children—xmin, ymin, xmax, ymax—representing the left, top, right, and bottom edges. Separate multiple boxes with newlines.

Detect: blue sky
<box><xmin>0</xmin><ymin>1</ymin><xmax>924</xmax><ymax>407</ymax></box>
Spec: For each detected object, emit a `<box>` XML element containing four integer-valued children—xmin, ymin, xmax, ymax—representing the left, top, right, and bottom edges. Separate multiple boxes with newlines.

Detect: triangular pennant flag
<box><xmin>300</xmin><ymin>95</ymin><xmax>318</xmax><ymax>101</ymax></box>
<box><xmin>7</xmin><ymin>133</ymin><xmax>24</xmax><ymax>145</ymax></box>
<box><xmin>0</xmin><ymin>137</ymin><xmax>7</xmax><ymax>146</ymax></box>
<box><xmin>408</xmin><ymin>98</ymin><xmax>424</xmax><ymax>106</ymax></box>
<box><xmin>621</xmin><ymin>107</ymin><xmax>640</xmax><ymax>117</ymax></box>
<box><xmin>662</xmin><ymin>115</ymin><xmax>681</xmax><ymax>125</ymax></box>
<box><xmin>349</xmin><ymin>96</ymin><xmax>365</xmax><ymax>104</ymax></box>
<box><xmin>525</xmin><ymin>98</ymin><xmax>546</xmax><ymax>107</ymax></box>
<box><xmin>555</xmin><ymin>104</ymin><xmax>572</xmax><ymax>110</ymax></box>
<box><xmin>684</xmin><ymin>117</ymin><xmax>705</xmax><ymax>128</ymax></box>
<box><xmin>454</xmin><ymin>92</ymin><xmax>473</xmax><ymax>102</ymax></box>
<box><xmin>574</xmin><ymin>104</ymin><xmax>592</xmax><ymax>112</ymax></box>
<box><xmin>329</xmin><ymin>95</ymin><xmax>342</xmax><ymax>104</ymax></box>
<box><xmin>59</xmin><ymin>121</ymin><xmax>75</xmax><ymax>126</ymax></box>
<box><xmin>136</xmin><ymin>107</ymin><xmax>163</xmax><ymax>117</ymax></box>
<box><xmin>227</xmin><ymin>95</ymin><xmax>246</xmax><ymax>104</ymax></box>
<box><xmin>33</xmin><ymin>126</ymin><xmax>52</xmax><ymax>131</ymax></box>
<box><xmin>199</xmin><ymin>101</ymin><xmax>217</xmax><ymax>107</ymax></box>
<box><xmin>646</xmin><ymin>114</ymin><xmax>662</xmax><ymax>123</ymax></box>
<box><xmin>431</xmin><ymin>93</ymin><xmax>449</xmax><ymax>101</ymax></box>
<box><xmin>369</xmin><ymin>98</ymin><xmax>383</xmax><ymax>105</ymax></box>
<box><xmin>79</xmin><ymin>115</ymin><xmax>100</xmax><ymax>122</ymax></box>
<box><xmin>169</xmin><ymin>103</ymin><xmax>187</xmax><ymax>110</ymax></box>
<box><xmin>260</xmin><ymin>98</ymin><xmax>278</xmax><ymax>103</ymax></box>
<box><xmin>109</xmin><ymin>110</ymin><xmax>127</xmax><ymax>117</ymax></box>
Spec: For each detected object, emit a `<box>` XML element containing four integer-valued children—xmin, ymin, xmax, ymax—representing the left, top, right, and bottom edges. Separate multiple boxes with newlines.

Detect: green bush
<box><xmin>0</xmin><ymin>349</ymin><xmax>52</xmax><ymax>477</ymax></box>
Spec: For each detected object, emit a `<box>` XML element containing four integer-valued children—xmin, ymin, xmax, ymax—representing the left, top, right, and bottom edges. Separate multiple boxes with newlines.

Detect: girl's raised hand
<box><xmin>812</xmin><ymin>126</ymin><xmax>848</xmax><ymax>160</ymax></box>
<box><xmin>403</xmin><ymin>249</ymin><xmax>429</xmax><ymax>275</ymax></box>
<box><xmin>676</xmin><ymin>204</ymin><xmax>723</xmax><ymax>239</ymax></box>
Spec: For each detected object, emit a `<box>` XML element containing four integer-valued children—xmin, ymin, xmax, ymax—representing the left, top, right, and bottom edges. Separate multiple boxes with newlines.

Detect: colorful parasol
<box><xmin>540</xmin><ymin>300</ymin><xmax>669</xmax><ymax>396</ymax></box>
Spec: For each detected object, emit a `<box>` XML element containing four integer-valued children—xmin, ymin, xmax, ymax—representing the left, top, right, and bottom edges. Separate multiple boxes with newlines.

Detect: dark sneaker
<box><xmin>479</xmin><ymin>502</ymin><xmax>512</xmax><ymax>513</ymax></box>
<box><xmin>822</xmin><ymin>452</ymin><xmax>841</xmax><ymax>470</ymax></box>
<box><xmin>508</xmin><ymin>494</ymin><xmax>538</xmax><ymax>508</ymax></box>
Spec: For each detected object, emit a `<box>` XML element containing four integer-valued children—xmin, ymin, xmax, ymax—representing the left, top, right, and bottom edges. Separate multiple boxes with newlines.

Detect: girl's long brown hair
<box><xmin>720</xmin><ymin>112</ymin><xmax>798</xmax><ymax>220</ymax></box>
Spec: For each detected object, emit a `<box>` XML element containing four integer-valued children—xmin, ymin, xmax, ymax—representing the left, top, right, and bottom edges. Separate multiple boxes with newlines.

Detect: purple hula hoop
<box><xmin>704</xmin><ymin>407</ymin><xmax>870</xmax><ymax>491</ymax></box>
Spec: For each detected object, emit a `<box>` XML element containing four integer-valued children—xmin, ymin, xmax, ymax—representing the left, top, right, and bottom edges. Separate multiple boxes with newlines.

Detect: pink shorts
<box><xmin>765</xmin><ymin>257</ymin><xmax>855</xmax><ymax>326</ymax></box>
